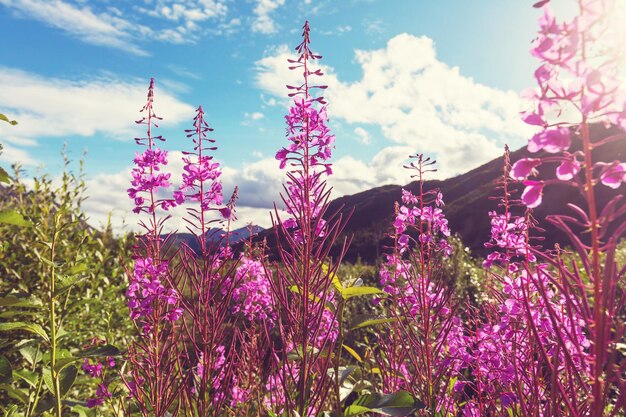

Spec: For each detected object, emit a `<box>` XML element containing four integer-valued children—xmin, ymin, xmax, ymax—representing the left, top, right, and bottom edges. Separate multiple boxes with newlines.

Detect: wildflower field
<box><xmin>1</xmin><ymin>1</ymin><xmax>626</xmax><ymax>416</ymax></box>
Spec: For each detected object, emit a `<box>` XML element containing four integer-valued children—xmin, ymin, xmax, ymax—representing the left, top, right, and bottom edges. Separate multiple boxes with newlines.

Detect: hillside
<box><xmin>252</xmin><ymin>124</ymin><xmax>626</xmax><ymax>263</ymax></box>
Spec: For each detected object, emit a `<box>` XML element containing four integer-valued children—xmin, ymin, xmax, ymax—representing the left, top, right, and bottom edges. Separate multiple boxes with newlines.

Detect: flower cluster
<box><xmin>517</xmin><ymin>0</ymin><xmax>626</xmax><ymax>206</ymax></box>
<box><xmin>126</xmin><ymin>257</ymin><xmax>183</xmax><ymax>332</ymax></box>
<box><xmin>394</xmin><ymin>188</ymin><xmax>451</xmax><ymax>255</ymax></box>
<box><xmin>483</xmin><ymin>211</ymin><xmax>536</xmax><ymax>268</ymax></box>
<box><xmin>173</xmin><ymin>106</ymin><xmax>225</xmax><ymax>214</ymax></box>
<box><xmin>231</xmin><ymin>257</ymin><xmax>276</xmax><ymax>327</ymax></box>
<box><xmin>275</xmin><ymin>21</ymin><xmax>334</xmax><ymax>240</ymax></box>
<box><xmin>127</xmin><ymin>78</ymin><xmax>176</xmax><ymax>214</ymax></box>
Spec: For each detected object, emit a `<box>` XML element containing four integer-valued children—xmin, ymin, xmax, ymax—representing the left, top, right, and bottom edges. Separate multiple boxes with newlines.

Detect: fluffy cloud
<box><xmin>0</xmin><ymin>0</ymin><xmax>149</xmax><ymax>55</ymax></box>
<box><xmin>0</xmin><ymin>67</ymin><xmax>194</xmax><ymax>165</ymax></box>
<box><xmin>0</xmin><ymin>0</ymin><xmax>232</xmax><ymax>54</ymax></box>
<box><xmin>256</xmin><ymin>33</ymin><xmax>533</xmax><ymax>183</ymax></box>
<box><xmin>353</xmin><ymin>127</ymin><xmax>371</xmax><ymax>145</ymax></box>
<box><xmin>82</xmin><ymin>152</ymin><xmax>286</xmax><ymax>232</ymax></box>
<box><xmin>251</xmin><ymin>0</ymin><xmax>285</xmax><ymax>34</ymax></box>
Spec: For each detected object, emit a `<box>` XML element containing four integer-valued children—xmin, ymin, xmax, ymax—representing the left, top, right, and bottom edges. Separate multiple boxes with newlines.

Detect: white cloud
<box><xmin>255</xmin><ymin>33</ymin><xmax>533</xmax><ymax>188</ymax></box>
<box><xmin>0</xmin><ymin>0</ymin><xmax>149</xmax><ymax>55</ymax></box>
<box><xmin>0</xmin><ymin>67</ymin><xmax>194</xmax><ymax>165</ymax></box>
<box><xmin>353</xmin><ymin>127</ymin><xmax>371</xmax><ymax>145</ymax></box>
<box><xmin>82</xmin><ymin>152</ymin><xmax>286</xmax><ymax>232</ymax></box>
<box><xmin>0</xmin><ymin>0</ymin><xmax>232</xmax><ymax>54</ymax></box>
<box><xmin>245</xmin><ymin>112</ymin><xmax>265</xmax><ymax>121</ymax></box>
<box><xmin>251</xmin><ymin>0</ymin><xmax>285</xmax><ymax>34</ymax></box>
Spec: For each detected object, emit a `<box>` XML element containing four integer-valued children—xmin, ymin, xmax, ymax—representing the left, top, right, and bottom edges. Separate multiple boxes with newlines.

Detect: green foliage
<box><xmin>0</xmin><ymin>153</ymin><xmax>132</xmax><ymax>416</ymax></box>
<box><xmin>0</xmin><ymin>114</ymin><xmax>18</xmax><ymax>126</ymax></box>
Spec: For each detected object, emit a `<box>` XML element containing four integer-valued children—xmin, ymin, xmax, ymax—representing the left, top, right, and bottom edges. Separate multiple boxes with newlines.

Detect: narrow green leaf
<box><xmin>0</xmin><ymin>295</ymin><xmax>43</xmax><ymax>308</ymax></box>
<box><xmin>0</xmin><ymin>210</ymin><xmax>30</xmax><ymax>227</ymax></box>
<box><xmin>69</xmin><ymin>262</ymin><xmax>89</xmax><ymax>275</ymax></box>
<box><xmin>0</xmin><ymin>383</ymin><xmax>29</xmax><ymax>404</ymax></box>
<box><xmin>349</xmin><ymin>317</ymin><xmax>398</xmax><ymax>331</ymax></box>
<box><xmin>344</xmin><ymin>404</ymin><xmax>371</xmax><ymax>416</ymax></box>
<box><xmin>0</xmin><ymin>322</ymin><xmax>49</xmax><ymax>342</ymax></box>
<box><xmin>349</xmin><ymin>390</ymin><xmax>424</xmax><ymax>416</ymax></box>
<box><xmin>70</xmin><ymin>404</ymin><xmax>96</xmax><ymax>417</ymax></box>
<box><xmin>59</xmin><ymin>365</ymin><xmax>78</xmax><ymax>397</ymax></box>
<box><xmin>342</xmin><ymin>344</ymin><xmax>362</xmax><ymax>363</ymax></box>
<box><xmin>42</xmin><ymin>368</ymin><xmax>53</xmax><ymax>394</ymax></box>
<box><xmin>54</xmin><ymin>356</ymin><xmax>79</xmax><ymax>373</ymax></box>
<box><xmin>20</xmin><ymin>346</ymin><xmax>42</xmax><ymax>366</ymax></box>
<box><xmin>0</xmin><ymin>113</ymin><xmax>17</xmax><ymax>125</ymax></box>
<box><xmin>14</xmin><ymin>368</ymin><xmax>39</xmax><ymax>388</ymax></box>
<box><xmin>0</xmin><ymin>166</ymin><xmax>9</xmax><ymax>183</ymax></box>
<box><xmin>78</xmin><ymin>344</ymin><xmax>121</xmax><ymax>358</ymax></box>
<box><xmin>341</xmin><ymin>286</ymin><xmax>383</xmax><ymax>299</ymax></box>
<box><xmin>0</xmin><ymin>355</ymin><xmax>12</xmax><ymax>383</ymax></box>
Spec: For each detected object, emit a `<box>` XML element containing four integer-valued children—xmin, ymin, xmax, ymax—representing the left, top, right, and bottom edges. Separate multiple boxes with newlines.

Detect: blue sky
<box><xmin>0</xmin><ymin>0</ymin><xmax>577</xmax><ymax>230</ymax></box>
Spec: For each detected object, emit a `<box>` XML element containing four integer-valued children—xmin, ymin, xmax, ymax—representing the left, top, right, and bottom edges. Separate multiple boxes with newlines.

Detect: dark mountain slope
<box><xmin>249</xmin><ymin>124</ymin><xmax>626</xmax><ymax>263</ymax></box>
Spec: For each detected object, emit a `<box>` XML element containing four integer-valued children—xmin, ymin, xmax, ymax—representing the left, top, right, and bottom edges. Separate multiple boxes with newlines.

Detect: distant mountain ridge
<box><xmin>249</xmin><ymin>124</ymin><xmax>626</xmax><ymax>263</ymax></box>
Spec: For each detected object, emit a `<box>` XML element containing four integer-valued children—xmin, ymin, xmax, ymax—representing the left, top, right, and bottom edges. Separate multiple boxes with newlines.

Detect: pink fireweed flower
<box><xmin>87</xmin><ymin>383</ymin><xmax>112</xmax><ymax>408</ymax></box>
<box><xmin>231</xmin><ymin>257</ymin><xmax>276</xmax><ymax>327</ymax></box>
<box><xmin>527</xmin><ymin>127</ymin><xmax>571</xmax><ymax>153</ymax></box>
<box><xmin>521</xmin><ymin>180</ymin><xmax>545</xmax><ymax>208</ymax></box>
<box><xmin>556</xmin><ymin>156</ymin><xmax>580</xmax><ymax>180</ymax></box>
<box><xmin>510</xmin><ymin>158</ymin><xmax>542</xmax><ymax>180</ymax></box>
<box><xmin>82</xmin><ymin>359</ymin><xmax>103</xmax><ymax>378</ymax></box>
<box><xmin>176</xmin><ymin>106</ymin><xmax>226</xmax><ymax>217</ymax></box>
<box><xmin>126</xmin><ymin>257</ymin><xmax>183</xmax><ymax>330</ymax></box>
<box><xmin>127</xmin><ymin>79</ymin><xmax>176</xmax><ymax>214</ymax></box>
<box><xmin>599</xmin><ymin>162</ymin><xmax>626</xmax><ymax>189</ymax></box>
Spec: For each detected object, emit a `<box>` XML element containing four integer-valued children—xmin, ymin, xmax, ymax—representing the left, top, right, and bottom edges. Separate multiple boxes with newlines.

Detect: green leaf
<box><xmin>349</xmin><ymin>316</ymin><xmax>399</xmax><ymax>331</ymax></box>
<box><xmin>42</xmin><ymin>368</ymin><xmax>53</xmax><ymax>394</ymax></box>
<box><xmin>0</xmin><ymin>383</ymin><xmax>30</xmax><ymax>404</ymax></box>
<box><xmin>69</xmin><ymin>262</ymin><xmax>89</xmax><ymax>275</ymax></box>
<box><xmin>0</xmin><ymin>114</ymin><xmax>17</xmax><ymax>125</ymax></box>
<box><xmin>78</xmin><ymin>344</ymin><xmax>121</xmax><ymax>358</ymax></box>
<box><xmin>14</xmin><ymin>368</ymin><xmax>38</xmax><ymax>388</ymax></box>
<box><xmin>2</xmin><ymin>404</ymin><xmax>19</xmax><ymax>417</ymax></box>
<box><xmin>0</xmin><ymin>355</ymin><xmax>12</xmax><ymax>383</ymax></box>
<box><xmin>0</xmin><ymin>322</ymin><xmax>49</xmax><ymax>342</ymax></box>
<box><xmin>345</xmin><ymin>391</ymin><xmax>424</xmax><ymax>416</ymax></box>
<box><xmin>344</xmin><ymin>405</ymin><xmax>371</xmax><ymax>416</ymax></box>
<box><xmin>342</xmin><ymin>344</ymin><xmax>362</xmax><ymax>363</ymax></box>
<box><xmin>0</xmin><ymin>210</ymin><xmax>30</xmax><ymax>227</ymax></box>
<box><xmin>54</xmin><ymin>356</ymin><xmax>79</xmax><ymax>373</ymax></box>
<box><xmin>70</xmin><ymin>404</ymin><xmax>96</xmax><ymax>417</ymax></box>
<box><xmin>59</xmin><ymin>365</ymin><xmax>78</xmax><ymax>397</ymax></box>
<box><xmin>0</xmin><ymin>295</ymin><xmax>43</xmax><ymax>308</ymax></box>
<box><xmin>341</xmin><ymin>286</ymin><xmax>383</xmax><ymax>299</ymax></box>
<box><xmin>0</xmin><ymin>166</ymin><xmax>9</xmax><ymax>184</ymax></box>
<box><xmin>20</xmin><ymin>346</ymin><xmax>42</xmax><ymax>366</ymax></box>
<box><xmin>54</xmin><ymin>275</ymin><xmax>84</xmax><ymax>297</ymax></box>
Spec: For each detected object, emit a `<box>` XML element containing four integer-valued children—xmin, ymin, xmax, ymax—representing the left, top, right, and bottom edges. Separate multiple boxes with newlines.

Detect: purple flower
<box><xmin>510</xmin><ymin>158</ymin><xmax>542</xmax><ymax>180</ymax></box>
<box><xmin>521</xmin><ymin>180</ymin><xmax>545</xmax><ymax>208</ymax></box>
<box><xmin>528</xmin><ymin>127</ymin><xmax>571</xmax><ymax>153</ymax></box>
<box><xmin>555</xmin><ymin>156</ymin><xmax>580</xmax><ymax>180</ymax></box>
<box><xmin>600</xmin><ymin>162</ymin><xmax>626</xmax><ymax>189</ymax></box>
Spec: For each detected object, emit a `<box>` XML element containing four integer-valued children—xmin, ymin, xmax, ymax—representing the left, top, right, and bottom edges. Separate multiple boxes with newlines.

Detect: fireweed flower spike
<box><xmin>267</xmin><ymin>21</ymin><xmax>350</xmax><ymax>417</ymax></box>
<box><xmin>123</xmin><ymin>79</ymin><xmax>183</xmax><ymax>417</ymax></box>
<box><xmin>514</xmin><ymin>1</ymin><xmax>626</xmax><ymax>415</ymax></box>
<box><xmin>376</xmin><ymin>155</ymin><xmax>463</xmax><ymax>414</ymax></box>
<box><xmin>171</xmin><ymin>104</ymin><xmax>244</xmax><ymax>416</ymax></box>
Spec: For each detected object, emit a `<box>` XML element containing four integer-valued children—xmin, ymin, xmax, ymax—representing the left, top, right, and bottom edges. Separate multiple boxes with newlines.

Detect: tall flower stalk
<box><xmin>268</xmin><ymin>21</ymin><xmax>350</xmax><ymax>416</ymax></box>
<box><xmin>171</xmin><ymin>105</ymin><xmax>242</xmax><ymax>416</ymax></box>
<box><xmin>124</xmin><ymin>79</ymin><xmax>183</xmax><ymax>417</ymax></box>
<box><xmin>513</xmin><ymin>1</ymin><xmax>626</xmax><ymax>414</ymax></box>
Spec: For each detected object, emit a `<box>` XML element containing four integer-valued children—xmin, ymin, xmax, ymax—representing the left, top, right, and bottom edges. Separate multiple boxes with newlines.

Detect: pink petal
<box><xmin>521</xmin><ymin>181</ymin><xmax>545</xmax><ymax>208</ymax></box>
<box><xmin>510</xmin><ymin>158</ymin><xmax>542</xmax><ymax>180</ymax></box>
